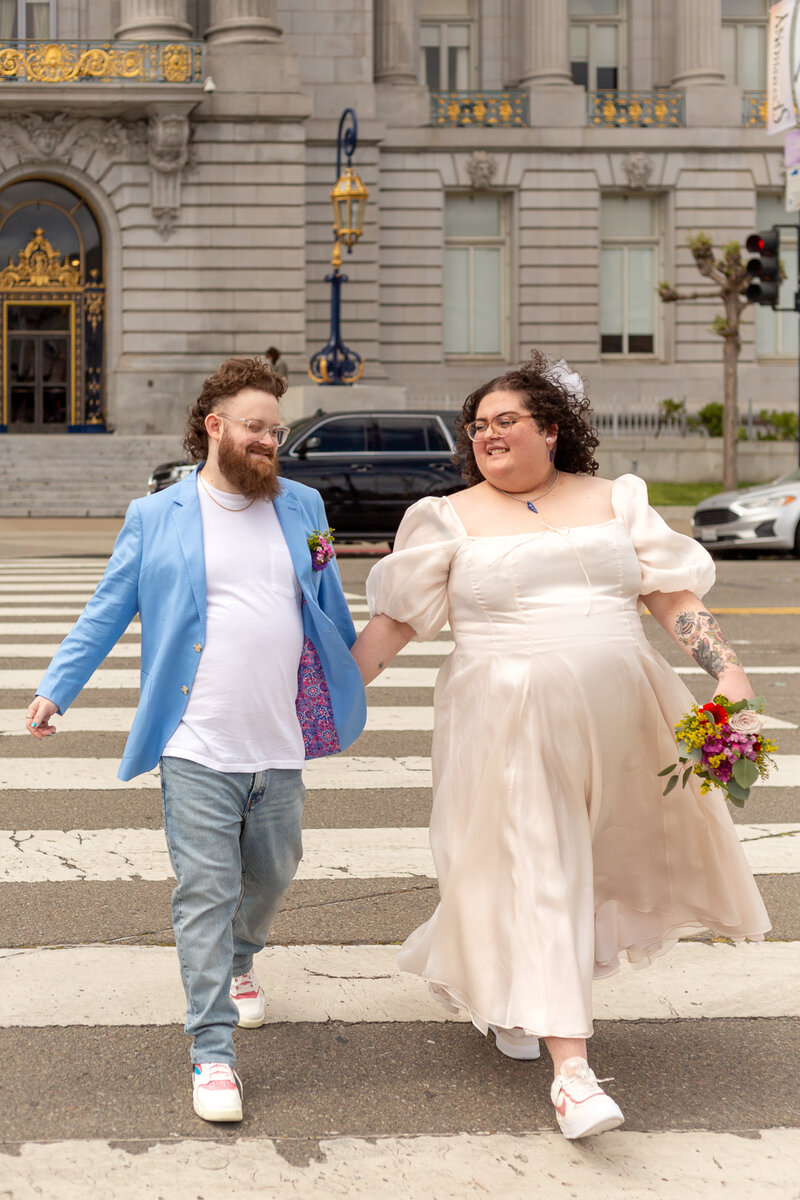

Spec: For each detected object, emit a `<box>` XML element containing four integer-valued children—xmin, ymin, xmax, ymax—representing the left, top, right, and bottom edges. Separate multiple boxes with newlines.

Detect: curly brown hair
<box><xmin>454</xmin><ymin>350</ymin><xmax>599</xmax><ymax>485</ymax></box>
<box><xmin>183</xmin><ymin>357</ymin><xmax>288</xmax><ymax>462</ymax></box>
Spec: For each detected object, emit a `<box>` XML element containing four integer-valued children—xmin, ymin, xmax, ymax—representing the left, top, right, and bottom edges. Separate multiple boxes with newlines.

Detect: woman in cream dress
<box><xmin>351</xmin><ymin>354</ymin><xmax>770</xmax><ymax>1140</ymax></box>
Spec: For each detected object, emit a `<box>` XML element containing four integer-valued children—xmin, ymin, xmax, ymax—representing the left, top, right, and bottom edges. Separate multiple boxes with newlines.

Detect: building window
<box><xmin>569</xmin><ymin>0</ymin><xmax>625</xmax><ymax>91</ymax></box>
<box><xmin>754</xmin><ymin>194</ymin><xmax>798</xmax><ymax>358</ymax></box>
<box><xmin>600</xmin><ymin>195</ymin><xmax>660</xmax><ymax>356</ymax></box>
<box><xmin>0</xmin><ymin>0</ymin><xmax>55</xmax><ymax>38</ymax></box>
<box><xmin>722</xmin><ymin>0</ymin><xmax>768</xmax><ymax>90</ymax></box>
<box><xmin>444</xmin><ymin>194</ymin><xmax>506</xmax><ymax>357</ymax></box>
<box><xmin>420</xmin><ymin>0</ymin><xmax>476</xmax><ymax>91</ymax></box>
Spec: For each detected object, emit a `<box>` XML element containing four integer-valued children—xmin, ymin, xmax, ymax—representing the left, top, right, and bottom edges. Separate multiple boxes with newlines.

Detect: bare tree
<box><xmin>658</xmin><ymin>233</ymin><xmax>752</xmax><ymax>491</ymax></box>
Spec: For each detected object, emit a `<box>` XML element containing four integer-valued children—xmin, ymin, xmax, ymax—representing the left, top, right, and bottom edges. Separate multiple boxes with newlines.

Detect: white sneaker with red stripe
<box><xmin>550</xmin><ymin>1057</ymin><xmax>624</xmax><ymax>1139</ymax></box>
<box><xmin>192</xmin><ymin>1063</ymin><xmax>243</xmax><ymax>1123</ymax></box>
<box><xmin>488</xmin><ymin>1024</ymin><xmax>541</xmax><ymax>1060</ymax></box>
<box><xmin>230</xmin><ymin>969</ymin><xmax>266</xmax><ymax>1028</ymax></box>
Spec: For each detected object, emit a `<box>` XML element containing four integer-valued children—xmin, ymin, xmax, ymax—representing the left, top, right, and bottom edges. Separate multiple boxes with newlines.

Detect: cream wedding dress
<box><xmin>366</xmin><ymin>474</ymin><xmax>770</xmax><ymax>1039</ymax></box>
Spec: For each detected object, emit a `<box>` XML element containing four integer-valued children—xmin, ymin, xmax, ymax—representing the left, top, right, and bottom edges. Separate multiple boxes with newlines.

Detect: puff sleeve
<box><xmin>365</xmin><ymin>496</ymin><xmax>466</xmax><ymax>640</ymax></box>
<box><xmin>611</xmin><ymin>473</ymin><xmax>716</xmax><ymax>599</ymax></box>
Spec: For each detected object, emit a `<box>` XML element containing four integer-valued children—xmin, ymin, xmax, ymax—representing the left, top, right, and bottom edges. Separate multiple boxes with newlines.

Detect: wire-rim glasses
<box><xmin>217</xmin><ymin>413</ymin><xmax>291</xmax><ymax>445</ymax></box>
<box><xmin>466</xmin><ymin>412</ymin><xmax>535</xmax><ymax>442</ymax></box>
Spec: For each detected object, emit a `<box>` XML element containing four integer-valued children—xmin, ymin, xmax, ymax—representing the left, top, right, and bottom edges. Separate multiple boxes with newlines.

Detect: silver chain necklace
<box><xmin>491</xmin><ymin>470</ymin><xmax>560</xmax><ymax>514</ymax></box>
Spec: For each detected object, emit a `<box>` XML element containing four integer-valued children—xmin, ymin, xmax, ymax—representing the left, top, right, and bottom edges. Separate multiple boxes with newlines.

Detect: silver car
<box><xmin>692</xmin><ymin>468</ymin><xmax>800</xmax><ymax>555</ymax></box>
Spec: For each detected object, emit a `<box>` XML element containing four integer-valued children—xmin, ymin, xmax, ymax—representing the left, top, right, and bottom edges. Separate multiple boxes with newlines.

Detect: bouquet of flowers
<box><xmin>308</xmin><ymin>527</ymin><xmax>336</xmax><ymax>572</ymax></box>
<box><xmin>659</xmin><ymin>695</ymin><xmax>777</xmax><ymax>808</ymax></box>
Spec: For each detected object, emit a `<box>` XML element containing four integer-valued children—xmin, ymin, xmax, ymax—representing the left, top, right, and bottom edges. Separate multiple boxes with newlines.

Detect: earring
<box><xmin>549</xmin><ymin>448</ymin><xmax>554</xmax><ymax>463</ymax></box>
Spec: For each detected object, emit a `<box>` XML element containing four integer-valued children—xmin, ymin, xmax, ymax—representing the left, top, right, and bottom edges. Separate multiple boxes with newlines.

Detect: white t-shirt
<box><xmin>163</xmin><ymin>478</ymin><xmax>306</xmax><ymax>772</ymax></box>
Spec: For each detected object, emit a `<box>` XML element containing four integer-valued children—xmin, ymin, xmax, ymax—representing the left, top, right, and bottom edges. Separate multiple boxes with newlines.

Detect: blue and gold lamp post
<box><xmin>308</xmin><ymin>108</ymin><xmax>369</xmax><ymax>384</ymax></box>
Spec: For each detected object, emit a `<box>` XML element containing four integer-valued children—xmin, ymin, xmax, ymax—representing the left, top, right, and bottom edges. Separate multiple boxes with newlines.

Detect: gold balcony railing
<box><xmin>742</xmin><ymin>91</ymin><xmax>767</xmax><ymax>126</ymax></box>
<box><xmin>0</xmin><ymin>39</ymin><xmax>204</xmax><ymax>84</ymax></box>
<box><xmin>431</xmin><ymin>90</ymin><xmax>528</xmax><ymax>127</ymax></box>
<box><xmin>588</xmin><ymin>91</ymin><xmax>684</xmax><ymax>127</ymax></box>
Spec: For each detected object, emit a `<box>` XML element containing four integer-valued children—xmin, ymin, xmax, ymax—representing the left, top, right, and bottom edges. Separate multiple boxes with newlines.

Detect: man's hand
<box><xmin>26</xmin><ymin>697</ymin><xmax>59</xmax><ymax>739</ymax></box>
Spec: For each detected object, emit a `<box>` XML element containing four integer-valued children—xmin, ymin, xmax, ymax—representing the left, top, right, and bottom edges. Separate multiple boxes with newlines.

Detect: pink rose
<box><xmin>728</xmin><ymin>710</ymin><xmax>767</xmax><ymax>735</ymax></box>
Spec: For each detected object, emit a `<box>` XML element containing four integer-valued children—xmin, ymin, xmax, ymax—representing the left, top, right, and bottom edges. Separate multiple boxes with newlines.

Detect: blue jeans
<box><xmin>160</xmin><ymin>756</ymin><xmax>305</xmax><ymax>1066</ymax></box>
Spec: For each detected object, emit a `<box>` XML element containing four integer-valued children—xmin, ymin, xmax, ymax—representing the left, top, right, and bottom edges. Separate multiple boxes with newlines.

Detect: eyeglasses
<box><xmin>217</xmin><ymin>413</ymin><xmax>291</xmax><ymax>445</ymax></box>
<box><xmin>465</xmin><ymin>413</ymin><xmax>535</xmax><ymax>442</ymax></box>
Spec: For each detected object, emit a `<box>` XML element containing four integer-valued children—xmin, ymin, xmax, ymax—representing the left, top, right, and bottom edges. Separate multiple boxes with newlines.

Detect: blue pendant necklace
<box><xmin>492</xmin><ymin>470</ymin><xmax>559</xmax><ymax>514</ymax></box>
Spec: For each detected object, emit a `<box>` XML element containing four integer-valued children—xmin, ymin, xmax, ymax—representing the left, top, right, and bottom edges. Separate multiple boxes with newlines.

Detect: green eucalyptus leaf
<box><xmin>663</xmin><ymin>774</ymin><xmax>679</xmax><ymax>796</ymax></box>
<box><xmin>682</xmin><ymin>764</ymin><xmax>694</xmax><ymax>787</ymax></box>
<box><xmin>689</xmin><ymin>746</ymin><xmax>703</xmax><ymax>763</ymax></box>
<box><xmin>725</xmin><ymin>778</ymin><xmax>748</xmax><ymax>803</ymax></box>
<box><xmin>733</xmin><ymin>757</ymin><xmax>759</xmax><ymax>789</ymax></box>
<box><xmin>658</xmin><ymin>764</ymin><xmax>677</xmax><ymax>777</ymax></box>
<box><xmin>728</xmin><ymin>793</ymin><xmax>746</xmax><ymax>808</ymax></box>
<box><xmin>726</xmin><ymin>699</ymin><xmax>747</xmax><ymax>715</ymax></box>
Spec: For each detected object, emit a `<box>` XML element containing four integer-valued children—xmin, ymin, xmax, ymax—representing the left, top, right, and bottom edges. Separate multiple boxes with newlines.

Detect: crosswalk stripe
<box><xmin>1</xmin><ymin>706</ymin><xmax>795</xmax><ymax>735</ymax></box>
<box><xmin>2</xmin><ymin>1129</ymin><xmax>798</xmax><ymax>1197</ymax></box>
<box><xmin>0</xmin><ymin>606</ymin><xmax>91</xmax><ymax>616</ymax></box>
<box><xmin>2</xmin><ymin>823</ymin><xmax>797</xmax><ymax>882</ymax></box>
<box><xmin>2</xmin><ymin>754</ymin><xmax>798</xmax><ymax>790</ymax></box>
<box><xmin>0</xmin><ymin>639</ymin><xmax>454</xmax><ymax>660</ymax></box>
<box><xmin>0</xmin><ymin>705</ymin><xmax>440</xmax><ymax>734</ymax></box>
<box><xmin>0</xmin><ymin>940</ymin><xmax>797</xmax><ymax>1027</ymax></box>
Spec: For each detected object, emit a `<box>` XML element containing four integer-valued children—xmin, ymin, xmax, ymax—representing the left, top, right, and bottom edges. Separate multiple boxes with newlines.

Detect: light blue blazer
<box><xmin>37</xmin><ymin>469</ymin><xmax>367</xmax><ymax>781</ymax></box>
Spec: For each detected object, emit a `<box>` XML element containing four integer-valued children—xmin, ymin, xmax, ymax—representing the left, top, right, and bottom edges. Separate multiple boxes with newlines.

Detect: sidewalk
<box><xmin>0</xmin><ymin>508</ymin><xmax>694</xmax><ymax>559</ymax></box>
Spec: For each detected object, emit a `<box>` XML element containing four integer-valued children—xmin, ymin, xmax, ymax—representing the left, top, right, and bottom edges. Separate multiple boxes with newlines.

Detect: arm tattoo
<box><xmin>673</xmin><ymin>609</ymin><xmax>741</xmax><ymax>680</ymax></box>
<box><xmin>377</xmin><ymin>660</ymin><xmax>384</xmax><ymax>671</ymax></box>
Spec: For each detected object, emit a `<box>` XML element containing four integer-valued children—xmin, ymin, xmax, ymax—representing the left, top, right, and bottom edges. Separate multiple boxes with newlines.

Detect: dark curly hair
<box><xmin>454</xmin><ymin>350</ymin><xmax>599</xmax><ymax>485</ymax></box>
<box><xmin>184</xmin><ymin>357</ymin><xmax>288</xmax><ymax>462</ymax></box>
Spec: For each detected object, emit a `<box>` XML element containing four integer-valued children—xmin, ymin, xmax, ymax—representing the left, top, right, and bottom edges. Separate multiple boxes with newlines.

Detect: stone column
<box><xmin>205</xmin><ymin>0</ymin><xmax>281</xmax><ymax>45</ymax></box>
<box><xmin>373</xmin><ymin>0</ymin><xmax>428</xmax><ymax>126</ymax></box>
<box><xmin>374</xmin><ymin>0</ymin><xmax>418</xmax><ymax>85</ymax></box>
<box><xmin>520</xmin><ymin>0</ymin><xmax>583</xmax><ymax>126</ymax></box>
<box><xmin>519</xmin><ymin>0</ymin><xmax>573</xmax><ymax>88</ymax></box>
<box><xmin>672</xmin><ymin>0</ymin><xmax>724</xmax><ymax>86</ymax></box>
<box><xmin>671</xmin><ymin>0</ymin><xmax>738</xmax><ymax>125</ymax></box>
<box><xmin>115</xmin><ymin>0</ymin><xmax>191</xmax><ymax>40</ymax></box>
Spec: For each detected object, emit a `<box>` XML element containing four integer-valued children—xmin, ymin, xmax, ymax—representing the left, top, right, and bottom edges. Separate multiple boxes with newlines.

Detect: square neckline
<box><xmin>441</xmin><ymin>494</ymin><xmax>621</xmax><ymax>539</ymax></box>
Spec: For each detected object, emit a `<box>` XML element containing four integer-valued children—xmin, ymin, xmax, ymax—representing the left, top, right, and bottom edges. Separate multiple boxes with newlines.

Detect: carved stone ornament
<box><xmin>147</xmin><ymin>113</ymin><xmax>191</xmax><ymax>240</ymax></box>
<box><xmin>0</xmin><ymin>112</ymin><xmax>146</xmax><ymax>164</ymax></box>
<box><xmin>465</xmin><ymin>150</ymin><xmax>498</xmax><ymax>190</ymax></box>
<box><xmin>621</xmin><ymin>151</ymin><xmax>655</xmax><ymax>189</ymax></box>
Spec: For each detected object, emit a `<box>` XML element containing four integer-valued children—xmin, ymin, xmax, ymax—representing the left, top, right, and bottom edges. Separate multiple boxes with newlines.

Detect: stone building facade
<box><xmin>0</xmin><ymin>0</ymin><xmax>790</xmax><ymax>438</ymax></box>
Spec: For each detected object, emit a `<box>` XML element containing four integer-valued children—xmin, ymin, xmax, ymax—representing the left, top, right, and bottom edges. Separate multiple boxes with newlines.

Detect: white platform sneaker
<box><xmin>488</xmin><ymin>1024</ymin><xmax>541</xmax><ymax>1060</ymax></box>
<box><xmin>230</xmin><ymin>969</ymin><xmax>267</xmax><ymax>1028</ymax></box>
<box><xmin>192</xmin><ymin>1063</ymin><xmax>243</xmax><ymax>1123</ymax></box>
<box><xmin>550</xmin><ymin>1057</ymin><xmax>624</xmax><ymax>1139</ymax></box>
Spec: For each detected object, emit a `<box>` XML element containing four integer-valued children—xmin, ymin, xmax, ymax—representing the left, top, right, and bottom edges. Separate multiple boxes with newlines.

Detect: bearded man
<box><xmin>26</xmin><ymin>357</ymin><xmax>365</xmax><ymax>1123</ymax></box>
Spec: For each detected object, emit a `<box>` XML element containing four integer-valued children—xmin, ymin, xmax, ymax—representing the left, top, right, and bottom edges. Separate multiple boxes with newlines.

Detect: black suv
<box><xmin>148</xmin><ymin>409</ymin><xmax>466</xmax><ymax>542</ymax></box>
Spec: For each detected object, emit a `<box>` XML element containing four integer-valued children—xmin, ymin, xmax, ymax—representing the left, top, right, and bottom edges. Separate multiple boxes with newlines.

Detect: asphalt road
<box><xmin>0</xmin><ymin>528</ymin><xmax>798</xmax><ymax>1198</ymax></box>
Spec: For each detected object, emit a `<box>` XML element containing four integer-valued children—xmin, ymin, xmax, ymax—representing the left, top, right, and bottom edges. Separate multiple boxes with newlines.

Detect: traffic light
<box><xmin>745</xmin><ymin>228</ymin><xmax>780</xmax><ymax>307</ymax></box>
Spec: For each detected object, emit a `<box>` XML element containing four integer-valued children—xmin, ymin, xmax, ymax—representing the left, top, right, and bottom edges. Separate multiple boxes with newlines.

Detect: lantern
<box><xmin>330</xmin><ymin>165</ymin><xmax>368</xmax><ymax>251</ymax></box>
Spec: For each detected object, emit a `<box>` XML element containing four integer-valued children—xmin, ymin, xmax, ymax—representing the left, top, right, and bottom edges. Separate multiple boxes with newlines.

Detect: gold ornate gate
<box><xmin>0</xmin><ymin>180</ymin><xmax>105</xmax><ymax>433</ymax></box>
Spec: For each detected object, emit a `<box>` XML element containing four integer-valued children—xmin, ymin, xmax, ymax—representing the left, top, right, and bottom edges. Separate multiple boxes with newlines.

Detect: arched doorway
<box><xmin>0</xmin><ymin>179</ymin><xmax>105</xmax><ymax>432</ymax></box>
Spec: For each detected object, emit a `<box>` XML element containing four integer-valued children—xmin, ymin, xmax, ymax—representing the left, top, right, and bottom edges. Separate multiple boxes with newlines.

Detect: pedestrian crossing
<box><xmin>1</xmin><ymin>554</ymin><xmax>799</xmax><ymax>1197</ymax></box>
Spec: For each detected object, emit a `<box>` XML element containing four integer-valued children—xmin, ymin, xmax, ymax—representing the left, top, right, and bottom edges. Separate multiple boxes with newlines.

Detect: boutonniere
<box><xmin>308</xmin><ymin>527</ymin><xmax>335</xmax><ymax>571</ymax></box>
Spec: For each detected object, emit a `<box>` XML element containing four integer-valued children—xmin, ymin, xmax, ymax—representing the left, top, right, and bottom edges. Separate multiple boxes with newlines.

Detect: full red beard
<box><xmin>216</xmin><ymin>428</ymin><xmax>282</xmax><ymax>501</ymax></box>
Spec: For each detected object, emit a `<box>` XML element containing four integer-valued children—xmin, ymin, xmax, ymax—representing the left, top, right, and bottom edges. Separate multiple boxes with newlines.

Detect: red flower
<box><xmin>700</xmin><ymin>702</ymin><xmax>729</xmax><ymax>725</ymax></box>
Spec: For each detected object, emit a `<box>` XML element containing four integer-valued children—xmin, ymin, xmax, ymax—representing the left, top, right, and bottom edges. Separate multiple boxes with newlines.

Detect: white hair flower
<box><xmin>544</xmin><ymin>359</ymin><xmax>585</xmax><ymax>400</ymax></box>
